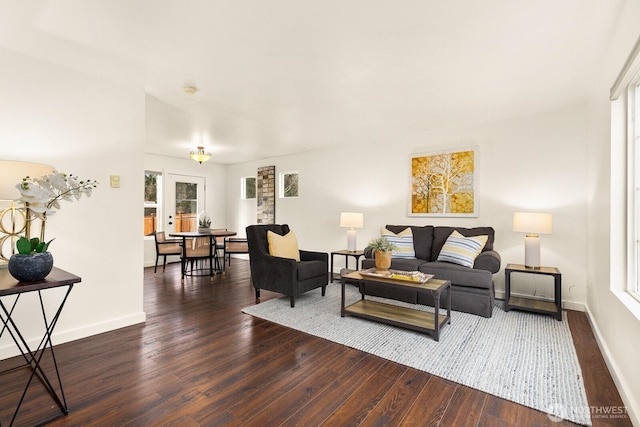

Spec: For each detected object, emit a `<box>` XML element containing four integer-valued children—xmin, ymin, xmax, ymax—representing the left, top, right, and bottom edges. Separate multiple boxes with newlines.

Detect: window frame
<box><xmin>144</xmin><ymin>171</ymin><xmax>163</xmax><ymax>238</ymax></box>
<box><xmin>241</xmin><ymin>176</ymin><xmax>256</xmax><ymax>200</ymax></box>
<box><xmin>630</xmin><ymin>81</ymin><xmax>640</xmax><ymax>302</ymax></box>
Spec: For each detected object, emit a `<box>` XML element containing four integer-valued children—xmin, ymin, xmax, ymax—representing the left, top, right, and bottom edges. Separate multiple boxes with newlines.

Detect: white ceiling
<box><xmin>0</xmin><ymin>0</ymin><xmax>624</xmax><ymax>164</ymax></box>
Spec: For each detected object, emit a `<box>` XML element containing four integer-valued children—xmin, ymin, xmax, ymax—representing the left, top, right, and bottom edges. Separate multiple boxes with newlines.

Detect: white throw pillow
<box><xmin>381</xmin><ymin>227</ymin><xmax>415</xmax><ymax>258</ymax></box>
<box><xmin>436</xmin><ymin>230</ymin><xmax>488</xmax><ymax>268</ymax></box>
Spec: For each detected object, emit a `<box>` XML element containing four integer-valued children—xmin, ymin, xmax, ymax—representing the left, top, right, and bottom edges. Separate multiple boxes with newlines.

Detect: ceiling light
<box><xmin>183</xmin><ymin>85</ymin><xmax>198</xmax><ymax>95</ymax></box>
<box><xmin>190</xmin><ymin>146</ymin><xmax>211</xmax><ymax>164</ymax></box>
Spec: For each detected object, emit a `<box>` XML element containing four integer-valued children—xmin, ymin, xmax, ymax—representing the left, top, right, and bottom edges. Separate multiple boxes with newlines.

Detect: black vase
<box><xmin>8</xmin><ymin>252</ymin><xmax>54</xmax><ymax>282</ymax></box>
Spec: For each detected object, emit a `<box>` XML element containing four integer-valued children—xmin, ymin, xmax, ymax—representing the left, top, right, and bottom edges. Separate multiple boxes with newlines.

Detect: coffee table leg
<box><xmin>341</xmin><ymin>277</ymin><xmax>345</xmax><ymax>317</ymax></box>
<box><xmin>434</xmin><ymin>292</ymin><xmax>440</xmax><ymax>341</ymax></box>
<box><xmin>447</xmin><ymin>283</ymin><xmax>451</xmax><ymax>324</ymax></box>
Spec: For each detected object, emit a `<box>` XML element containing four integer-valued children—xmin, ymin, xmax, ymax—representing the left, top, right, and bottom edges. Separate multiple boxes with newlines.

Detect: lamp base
<box><xmin>524</xmin><ymin>235</ymin><xmax>541</xmax><ymax>268</ymax></box>
<box><xmin>347</xmin><ymin>229</ymin><xmax>357</xmax><ymax>252</ymax></box>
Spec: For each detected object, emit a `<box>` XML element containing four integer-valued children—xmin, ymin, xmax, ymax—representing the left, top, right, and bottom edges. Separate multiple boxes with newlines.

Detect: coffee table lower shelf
<box><xmin>344</xmin><ymin>299</ymin><xmax>449</xmax><ymax>340</ymax></box>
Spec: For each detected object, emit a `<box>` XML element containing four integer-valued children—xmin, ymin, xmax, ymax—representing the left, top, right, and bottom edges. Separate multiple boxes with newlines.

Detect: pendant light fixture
<box><xmin>190</xmin><ymin>146</ymin><xmax>211</xmax><ymax>164</ymax></box>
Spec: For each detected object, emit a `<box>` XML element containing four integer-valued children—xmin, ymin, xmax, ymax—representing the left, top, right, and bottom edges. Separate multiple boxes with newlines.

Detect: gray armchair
<box><xmin>246</xmin><ymin>224</ymin><xmax>328</xmax><ymax>307</ymax></box>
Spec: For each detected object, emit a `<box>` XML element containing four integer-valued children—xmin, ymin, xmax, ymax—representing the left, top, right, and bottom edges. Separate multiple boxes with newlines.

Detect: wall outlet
<box><xmin>110</xmin><ymin>175</ymin><xmax>120</xmax><ymax>188</ymax></box>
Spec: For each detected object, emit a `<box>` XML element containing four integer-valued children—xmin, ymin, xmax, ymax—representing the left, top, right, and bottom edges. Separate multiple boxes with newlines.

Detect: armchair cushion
<box><xmin>297</xmin><ymin>260</ymin><xmax>327</xmax><ymax>281</ymax></box>
<box><xmin>267</xmin><ymin>230</ymin><xmax>300</xmax><ymax>261</ymax></box>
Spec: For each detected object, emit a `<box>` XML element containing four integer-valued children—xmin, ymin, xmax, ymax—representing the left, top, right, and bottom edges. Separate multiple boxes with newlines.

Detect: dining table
<box><xmin>169</xmin><ymin>230</ymin><xmax>237</xmax><ymax>279</ymax></box>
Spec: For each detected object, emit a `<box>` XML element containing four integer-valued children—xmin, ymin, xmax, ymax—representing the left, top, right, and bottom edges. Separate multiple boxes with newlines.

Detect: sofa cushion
<box><xmin>381</xmin><ymin>227</ymin><xmax>415</xmax><ymax>258</ymax></box>
<box><xmin>297</xmin><ymin>260</ymin><xmax>327</xmax><ymax>281</ymax></box>
<box><xmin>386</xmin><ymin>225</ymin><xmax>434</xmax><ymax>260</ymax></box>
<box><xmin>431</xmin><ymin>226</ymin><xmax>494</xmax><ymax>261</ymax></box>
<box><xmin>436</xmin><ymin>230</ymin><xmax>488</xmax><ymax>268</ymax></box>
<box><xmin>419</xmin><ymin>261</ymin><xmax>493</xmax><ymax>289</ymax></box>
<box><xmin>267</xmin><ymin>230</ymin><xmax>300</xmax><ymax>261</ymax></box>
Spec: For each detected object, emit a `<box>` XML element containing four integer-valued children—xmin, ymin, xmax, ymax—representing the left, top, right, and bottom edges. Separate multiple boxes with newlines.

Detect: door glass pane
<box><xmin>144</xmin><ymin>207</ymin><xmax>157</xmax><ymax>236</ymax></box>
<box><xmin>175</xmin><ymin>182</ymin><xmax>198</xmax><ymax>232</ymax></box>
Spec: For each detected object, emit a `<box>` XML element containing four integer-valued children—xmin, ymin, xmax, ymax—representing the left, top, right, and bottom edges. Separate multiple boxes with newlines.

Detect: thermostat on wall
<box><xmin>110</xmin><ymin>175</ymin><xmax>120</xmax><ymax>188</ymax></box>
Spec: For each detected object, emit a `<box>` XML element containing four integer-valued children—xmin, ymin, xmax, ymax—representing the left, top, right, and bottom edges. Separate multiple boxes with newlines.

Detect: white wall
<box><xmin>143</xmin><ymin>152</ymin><xmax>227</xmax><ymax>267</ymax></box>
<box><xmin>227</xmin><ymin>104</ymin><xmax>589</xmax><ymax>309</ymax></box>
<box><xmin>0</xmin><ymin>47</ymin><xmax>145</xmax><ymax>358</ymax></box>
<box><xmin>587</xmin><ymin>0</ymin><xmax>640</xmax><ymax>423</ymax></box>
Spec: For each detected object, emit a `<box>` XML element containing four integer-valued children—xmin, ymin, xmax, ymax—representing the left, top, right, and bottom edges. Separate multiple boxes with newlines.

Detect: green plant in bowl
<box><xmin>16</xmin><ymin>236</ymin><xmax>55</xmax><ymax>254</ymax></box>
<box><xmin>198</xmin><ymin>216</ymin><xmax>211</xmax><ymax>228</ymax></box>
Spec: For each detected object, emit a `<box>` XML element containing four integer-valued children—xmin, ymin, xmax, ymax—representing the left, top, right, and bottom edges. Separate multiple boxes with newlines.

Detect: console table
<box><xmin>0</xmin><ymin>267</ymin><xmax>81</xmax><ymax>426</ymax></box>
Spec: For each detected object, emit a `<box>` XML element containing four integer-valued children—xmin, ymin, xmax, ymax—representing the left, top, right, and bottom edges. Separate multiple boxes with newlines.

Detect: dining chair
<box><xmin>154</xmin><ymin>232</ymin><xmax>182</xmax><ymax>274</ymax></box>
<box><xmin>223</xmin><ymin>237</ymin><xmax>249</xmax><ymax>266</ymax></box>
<box><xmin>181</xmin><ymin>235</ymin><xmax>221</xmax><ymax>282</ymax></box>
<box><xmin>211</xmin><ymin>228</ymin><xmax>228</xmax><ymax>270</ymax></box>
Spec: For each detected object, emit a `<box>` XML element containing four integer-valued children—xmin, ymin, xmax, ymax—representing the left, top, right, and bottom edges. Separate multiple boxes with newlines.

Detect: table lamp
<box><xmin>512</xmin><ymin>212</ymin><xmax>553</xmax><ymax>269</ymax></box>
<box><xmin>340</xmin><ymin>212</ymin><xmax>363</xmax><ymax>252</ymax></box>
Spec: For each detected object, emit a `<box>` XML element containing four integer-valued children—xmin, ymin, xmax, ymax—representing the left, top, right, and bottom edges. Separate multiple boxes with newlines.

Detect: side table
<box><xmin>0</xmin><ymin>267</ymin><xmax>81</xmax><ymax>426</ymax></box>
<box><xmin>504</xmin><ymin>263</ymin><xmax>562</xmax><ymax>321</ymax></box>
<box><xmin>330</xmin><ymin>250</ymin><xmax>364</xmax><ymax>283</ymax></box>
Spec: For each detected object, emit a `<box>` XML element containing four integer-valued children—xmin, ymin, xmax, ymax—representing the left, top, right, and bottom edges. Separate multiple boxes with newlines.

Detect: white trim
<box><xmin>611</xmin><ymin>34</ymin><xmax>640</xmax><ymax>100</ymax></box>
<box><xmin>0</xmin><ymin>311</ymin><xmax>146</xmax><ymax>360</ymax></box>
<box><xmin>584</xmin><ymin>305</ymin><xmax>640</xmax><ymax>426</ymax></box>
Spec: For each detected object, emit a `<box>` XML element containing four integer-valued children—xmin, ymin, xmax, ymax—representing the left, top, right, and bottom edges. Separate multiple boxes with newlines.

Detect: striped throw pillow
<box><xmin>381</xmin><ymin>227</ymin><xmax>415</xmax><ymax>259</ymax></box>
<box><xmin>436</xmin><ymin>230</ymin><xmax>488</xmax><ymax>268</ymax></box>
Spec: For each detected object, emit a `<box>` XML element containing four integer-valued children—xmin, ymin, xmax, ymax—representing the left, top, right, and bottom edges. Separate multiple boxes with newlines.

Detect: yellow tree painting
<box><xmin>411</xmin><ymin>149</ymin><xmax>476</xmax><ymax>216</ymax></box>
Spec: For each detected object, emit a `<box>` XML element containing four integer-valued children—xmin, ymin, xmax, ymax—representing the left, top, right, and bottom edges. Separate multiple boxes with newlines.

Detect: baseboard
<box><xmin>495</xmin><ymin>290</ymin><xmax>585</xmax><ymax>312</ymax></box>
<box><xmin>584</xmin><ymin>305</ymin><xmax>639</xmax><ymax>426</ymax></box>
<box><xmin>0</xmin><ymin>311</ymin><xmax>146</xmax><ymax>361</ymax></box>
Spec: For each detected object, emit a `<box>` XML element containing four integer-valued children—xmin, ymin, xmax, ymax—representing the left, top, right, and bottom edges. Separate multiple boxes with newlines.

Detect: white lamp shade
<box><xmin>513</xmin><ymin>212</ymin><xmax>552</xmax><ymax>235</ymax></box>
<box><xmin>340</xmin><ymin>212</ymin><xmax>363</xmax><ymax>228</ymax></box>
<box><xmin>0</xmin><ymin>160</ymin><xmax>54</xmax><ymax>199</ymax></box>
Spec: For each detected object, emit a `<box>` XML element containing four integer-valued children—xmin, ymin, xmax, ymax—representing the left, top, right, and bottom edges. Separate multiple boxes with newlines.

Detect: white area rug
<box><xmin>242</xmin><ymin>284</ymin><xmax>591</xmax><ymax>425</ymax></box>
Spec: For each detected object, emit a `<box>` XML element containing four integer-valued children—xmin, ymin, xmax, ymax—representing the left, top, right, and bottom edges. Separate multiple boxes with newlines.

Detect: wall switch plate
<box><xmin>110</xmin><ymin>175</ymin><xmax>121</xmax><ymax>188</ymax></box>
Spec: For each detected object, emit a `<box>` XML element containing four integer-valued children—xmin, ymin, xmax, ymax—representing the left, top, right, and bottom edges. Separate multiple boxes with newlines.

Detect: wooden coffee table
<box><xmin>341</xmin><ymin>269</ymin><xmax>451</xmax><ymax>341</ymax></box>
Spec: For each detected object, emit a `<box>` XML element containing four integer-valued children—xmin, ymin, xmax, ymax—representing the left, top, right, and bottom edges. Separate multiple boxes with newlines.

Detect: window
<box><xmin>241</xmin><ymin>176</ymin><xmax>256</xmax><ymax>199</ymax></box>
<box><xmin>144</xmin><ymin>171</ymin><xmax>162</xmax><ymax>236</ymax></box>
<box><xmin>631</xmin><ymin>81</ymin><xmax>640</xmax><ymax>301</ymax></box>
<box><xmin>613</xmin><ymin>36</ymin><xmax>640</xmax><ymax>302</ymax></box>
<box><xmin>279</xmin><ymin>171</ymin><xmax>299</xmax><ymax>198</ymax></box>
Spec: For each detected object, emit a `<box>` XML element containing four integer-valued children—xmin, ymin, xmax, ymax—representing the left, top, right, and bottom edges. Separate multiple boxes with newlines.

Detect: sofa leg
<box><xmin>255</xmin><ymin>288</ymin><xmax>260</xmax><ymax>300</ymax></box>
<box><xmin>290</xmin><ymin>296</ymin><xmax>295</xmax><ymax>308</ymax></box>
<box><xmin>321</xmin><ymin>286</ymin><xmax>326</xmax><ymax>296</ymax></box>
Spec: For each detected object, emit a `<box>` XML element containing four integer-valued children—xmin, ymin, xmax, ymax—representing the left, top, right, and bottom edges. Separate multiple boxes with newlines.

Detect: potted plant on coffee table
<box><xmin>367</xmin><ymin>237</ymin><xmax>397</xmax><ymax>271</ymax></box>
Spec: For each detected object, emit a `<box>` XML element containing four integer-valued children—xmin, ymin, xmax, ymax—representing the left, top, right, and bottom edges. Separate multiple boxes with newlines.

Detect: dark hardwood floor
<box><xmin>0</xmin><ymin>260</ymin><xmax>631</xmax><ymax>426</ymax></box>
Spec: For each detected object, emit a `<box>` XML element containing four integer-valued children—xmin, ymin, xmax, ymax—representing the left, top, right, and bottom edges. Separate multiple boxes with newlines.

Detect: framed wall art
<box><xmin>409</xmin><ymin>147</ymin><xmax>477</xmax><ymax>217</ymax></box>
<box><xmin>279</xmin><ymin>171</ymin><xmax>299</xmax><ymax>198</ymax></box>
<box><xmin>257</xmin><ymin>166</ymin><xmax>275</xmax><ymax>224</ymax></box>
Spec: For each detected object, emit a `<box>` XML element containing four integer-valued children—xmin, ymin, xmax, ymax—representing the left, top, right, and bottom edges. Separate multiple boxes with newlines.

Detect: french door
<box><xmin>165</xmin><ymin>174</ymin><xmax>205</xmax><ymax>233</ymax></box>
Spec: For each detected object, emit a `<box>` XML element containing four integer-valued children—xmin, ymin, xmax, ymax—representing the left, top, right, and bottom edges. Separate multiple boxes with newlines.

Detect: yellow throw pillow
<box><xmin>267</xmin><ymin>230</ymin><xmax>300</xmax><ymax>261</ymax></box>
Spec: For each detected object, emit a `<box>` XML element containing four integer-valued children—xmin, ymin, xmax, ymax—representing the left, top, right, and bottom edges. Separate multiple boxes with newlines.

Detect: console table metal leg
<box><xmin>0</xmin><ymin>285</ymin><xmax>73</xmax><ymax>426</ymax></box>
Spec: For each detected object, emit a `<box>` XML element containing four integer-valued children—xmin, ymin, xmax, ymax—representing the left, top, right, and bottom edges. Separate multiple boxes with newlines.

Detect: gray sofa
<box><xmin>360</xmin><ymin>225</ymin><xmax>501</xmax><ymax>317</ymax></box>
